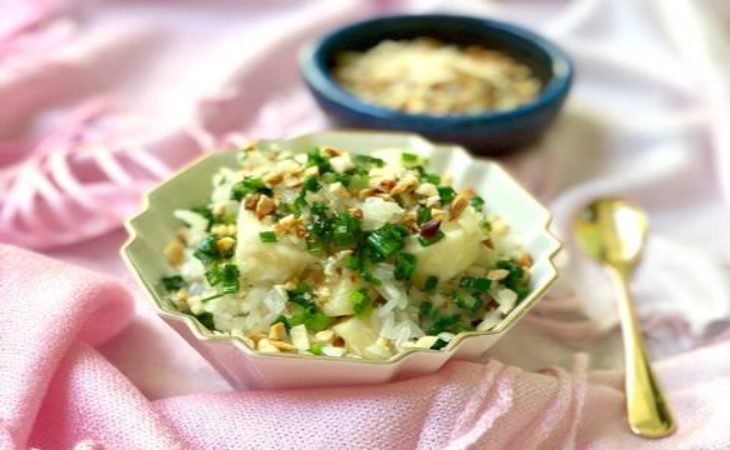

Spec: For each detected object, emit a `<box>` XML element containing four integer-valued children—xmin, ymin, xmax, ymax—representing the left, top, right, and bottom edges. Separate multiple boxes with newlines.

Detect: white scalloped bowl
<box><xmin>122</xmin><ymin>131</ymin><xmax>561</xmax><ymax>390</ymax></box>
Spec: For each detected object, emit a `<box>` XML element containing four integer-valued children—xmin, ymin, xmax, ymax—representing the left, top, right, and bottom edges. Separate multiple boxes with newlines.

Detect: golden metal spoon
<box><xmin>574</xmin><ymin>198</ymin><xmax>676</xmax><ymax>438</ymax></box>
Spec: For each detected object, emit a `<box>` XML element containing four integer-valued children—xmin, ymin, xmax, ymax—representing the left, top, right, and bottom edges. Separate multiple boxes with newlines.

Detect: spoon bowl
<box><xmin>574</xmin><ymin>198</ymin><xmax>648</xmax><ymax>268</ymax></box>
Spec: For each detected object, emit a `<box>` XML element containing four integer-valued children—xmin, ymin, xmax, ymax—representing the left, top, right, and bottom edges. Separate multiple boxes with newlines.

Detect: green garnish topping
<box><xmin>200</xmin><ymin>292</ymin><xmax>226</xmax><ymax>303</ymax></box>
<box><xmin>350</xmin><ymin>289</ymin><xmax>373</xmax><ymax>318</ymax></box>
<box><xmin>332</xmin><ymin>212</ymin><xmax>362</xmax><ymax>248</ymax></box>
<box><xmin>230</xmin><ymin>176</ymin><xmax>272</xmax><ymax>200</ymax></box>
<box><xmin>437</xmin><ymin>186</ymin><xmax>455</xmax><ymax>204</ymax></box>
<box><xmin>419</xmin><ymin>301</ymin><xmax>438</xmax><ymax>321</ymax></box>
<box><xmin>205</xmin><ymin>266</ymin><xmax>223</xmax><ymax>286</ymax></box>
<box><xmin>259</xmin><ymin>231</ymin><xmax>278</xmax><ymax>243</ymax></box>
<box><xmin>302</xmin><ymin>175</ymin><xmax>320</xmax><ymax>192</ymax></box>
<box><xmin>459</xmin><ymin>277</ymin><xmax>491</xmax><ymax>292</ymax></box>
<box><xmin>427</xmin><ymin>313</ymin><xmax>464</xmax><ymax>335</ymax></box>
<box><xmin>496</xmin><ymin>260</ymin><xmax>531</xmax><ymax>299</ymax></box>
<box><xmin>424</xmin><ymin>275</ymin><xmax>439</xmax><ymax>293</ymax></box>
<box><xmin>470</xmin><ymin>196</ymin><xmax>485</xmax><ymax>211</ymax></box>
<box><xmin>480</xmin><ymin>220</ymin><xmax>492</xmax><ymax>232</ymax></box>
<box><xmin>219</xmin><ymin>264</ymin><xmax>240</xmax><ymax>294</ymax></box>
<box><xmin>431</xmin><ymin>338</ymin><xmax>448</xmax><ymax>350</ymax></box>
<box><xmin>307</xmin><ymin>147</ymin><xmax>332</xmax><ymax>173</ymax></box>
<box><xmin>287</xmin><ymin>288</ymin><xmax>334</xmax><ymax>332</ymax></box>
<box><xmin>274</xmin><ymin>315</ymin><xmax>291</xmax><ymax>331</ymax></box>
<box><xmin>304</xmin><ymin>309</ymin><xmax>334</xmax><ymax>332</ymax></box>
<box><xmin>401</xmin><ymin>152</ymin><xmax>424</xmax><ymax>168</ymax></box>
<box><xmin>417</xmin><ymin>230</ymin><xmax>445</xmax><ymax>247</ymax></box>
<box><xmin>454</xmin><ymin>292</ymin><xmax>483</xmax><ymax>313</ymax></box>
<box><xmin>367</xmin><ymin>223</ymin><xmax>408</xmax><ymax>260</ymax></box>
<box><xmin>354</xmin><ymin>154</ymin><xmax>385</xmax><ymax>168</ymax></box>
<box><xmin>348</xmin><ymin>174</ymin><xmax>370</xmax><ymax>190</ymax></box>
<box><xmin>309</xmin><ymin>343</ymin><xmax>324</xmax><ymax>355</ymax></box>
<box><xmin>293</xmin><ymin>176</ymin><xmax>321</xmax><ymax>212</ymax></box>
<box><xmin>344</xmin><ymin>254</ymin><xmax>359</xmax><ymax>270</ymax></box>
<box><xmin>394</xmin><ymin>252</ymin><xmax>417</xmax><ymax>281</ymax></box>
<box><xmin>194</xmin><ymin>312</ymin><xmax>215</xmax><ymax>329</ymax></box>
<box><xmin>414</xmin><ymin>166</ymin><xmax>440</xmax><ymax>185</ymax></box>
<box><xmin>161</xmin><ymin>275</ymin><xmax>185</xmax><ymax>292</ymax></box>
<box><xmin>416</xmin><ymin>207</ymin><xmax>432</xmax><ymax>225</ymax></box>
<box><xmin>193</xmin><ymin>235</ymin><xmax>233</xmax><ymax>262</ymax></box>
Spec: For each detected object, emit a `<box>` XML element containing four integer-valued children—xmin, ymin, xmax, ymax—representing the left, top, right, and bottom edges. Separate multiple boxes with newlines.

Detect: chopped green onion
<box><xmin>459</xmin><ymin>276</ymin><xmax>491</xmax><ymax>292</ymax></box>
<box><xmin>321</xmin><ymin>172</ymin><xmax>337</xmax><ymax>184</ymax></box>
<box><xmin>293</xmin><ymin>282</ymin><xmax>311</xmax><ymax>294</ymax></box>
<box><xmin>259</xmin><ymin>231</ymin><xmax>278</xmax><ymax>243</ymax></box>
<box><xmin>431</xmin><ymin>338</ymin><xmax>448</xmax><ymax>350</ymax></box>
<box><xmin>193</xmin><ymin>235</ymin><xmax>230</xmax><ymax>262</ymax></box>
<box><xmin>401</xmin><ymin>152</ymin><xmax>425</xmax><ymax>168</ymax></box>
<box><xmin>454</xmin><ymin>292</ymin><xmax>482</xmax><ymax>313</ymax></box>
<box><xmin>419</xmin><ymin>301</ymin><xmax>438</xmax><ymax>321</ymax></box>
<box><xmin>367</xmin><ymin>224</ymin><xmax>408</xmax><ymax>259</ymax></box>
<box><xmin>307</xmin><ymin>147</ymin><xmax>332</xmax><ymax>173</ymax></box>
<box><xmin>348</xmin><ymin>174</ymin><xmax>370</xmax><ymax>190</ymax></box>
<box><xmin>437</xmin><ymin>186</ymin><xmax>455</xmax><ymax>204</ymax></box>
<box><xmin>161</xmin><ymin>275</ymin><xmax>185</xmax><ymax>292</ymax></box>
<box><xmin>394</xmin><ymin>252</ymin><xmax>417</xmax><ymax>281</ymax></box>
<box><xmin>427</xmin><ymin>314</ymin><xmax>462</xmax><ymax>335</ymax></box>
<box><xmin>274</xmin><ymin>315</ymin><xmax>291</xmax><ymax>331</ymax></box>
<box><xmin>424</xmin><ymin>275</ymin><xmax>439</xmax><ymax>293</ymax></box>
<box><xmin>344</xmin><ymin>254</ymin><xmax>359</xmax><ymax>270</ymax></box>
<box><xmin>205</xmin><ymin>266</ymin><xmax>223</xmax><ymax>286</ymax></box>
<box><xmin>302</xmin><ymin>175</ymin><xmax>320</xmax><ymax>192</ymax></box>
<box><xmin>332</xmin><ymin>212</ymin><xmax>361</xmax><ymax>248</ymax></box>
<box><xmin>470</xmin><ymin>196</ymin><xmax>485</xmax><ymax>211</ymax></box>
<box><xmin>496</xmin><ymin>260</ymin><xmax>531</xmax><ymax>299</ymax></box>
<box><xmin>402</xmin><ymin>152</ymin><xmax>418</xmax><ymax>163</ymax></box>
<box><xmin>220</xmin><ymin>264</ymin><xmax>240</xmax><ymax>294</ymax></box>
<box><xmin>350</xmin><ymin>289</ymin><xmax>372</xmax><ymax>318</ymax></box>
<box><xmin>230</xmin><ymin>176</ymin><xmax>272</xmax><ymax>200</ymax></box>
<box><xmin>417</xmin><ymin>230</ymin><xmax>445</xmax><ymax>247</ymax></box>
<box><xmin>417</xmin><ymin>207</ymin><xmax>432</xmax><ymax>225</ymax></box>
<box><xmin>306</xmin><ymin>311</ymin><xmax>334</xmax><ymax>332</ymax></box>
<box><xmin>309</xmin><ymin>343</ymin><xmax>324</xmax><ymax>355</ymax></box>
<box><xmin>354</xmin><ymin>154</ymin><xmax>385</xmax><ymax>168</ymax></box>
<box><xmin>194</xmin><ymin>312</ymin><xmax>215</xmax><ymax>329</ymax></box>
<box><xmin>200</xmin><ymin>292</ymin><xmax>226</xmax><ymax>303</ymax></box>
<box><xmin>289</xmin><ymin>303</ymin><xmax>334</xmax><ymax>332</ymax></box>
<box><xmin>480</xmin><ymin>220</ymin><xmax>492</xmax><ymax>233</ymax></box>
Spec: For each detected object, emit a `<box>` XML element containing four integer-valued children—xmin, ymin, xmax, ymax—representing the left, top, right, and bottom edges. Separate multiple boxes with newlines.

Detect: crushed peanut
<box><xmin>449</xmin><ymin>194</ymin><xmax>469</xmax><ymax>220</ymax></box>
<box><xmin>216</xmin><ymin>237</ymin><xmax>236</xmax><ymax>252</ymax></box>
<box><xmin>255</xmin><ymin>195</ymin><xmax>276</xmax><ymax>219</ymax></box>
<box><xmin>244</xmin><ymin>194</ymin><xmax>260</xmax><ymax>211</ymax></box>
<box><xmin>333</xmin><ymin>38</ymin><xmax>541</xmax><ymax>115</ymax></box>
<box><xmin>269</xmin><ymin>322</ymin><xmax>287</xmax><ymax>341</ymax></box>
<box><xmin>164</xmin><ymin>238</ymin><xmax>185</xmax><ymax>266</ymax></box>
<box><xmin>257</xmin><ymin>338</ymin><xmax>281</xmax><ymax>353</ymax></box>
<box><xmin>487</xmin><ymin>269</ymin><xmax>510</xmax><ymax>281</ymax></box>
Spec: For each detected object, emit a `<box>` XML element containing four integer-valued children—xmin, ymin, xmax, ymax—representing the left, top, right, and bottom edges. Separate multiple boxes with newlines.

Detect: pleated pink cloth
<box><xmin>1</xmin><ymin>244</ymin><xmax>728</xmax><ymax>449</ymax></box>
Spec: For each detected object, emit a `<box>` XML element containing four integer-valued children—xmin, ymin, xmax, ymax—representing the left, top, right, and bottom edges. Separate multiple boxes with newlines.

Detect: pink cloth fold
<box><xmin>1</xmin><ymin>244</ymin><xmax>729</xmax><ymax>449</ymax></box>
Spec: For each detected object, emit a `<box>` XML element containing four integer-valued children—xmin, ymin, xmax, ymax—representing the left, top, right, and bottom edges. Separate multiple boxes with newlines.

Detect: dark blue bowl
<box><xmin>300</xmin><ymin>14</ymin><xmax>573</xmax><ymax>154</ymax></box>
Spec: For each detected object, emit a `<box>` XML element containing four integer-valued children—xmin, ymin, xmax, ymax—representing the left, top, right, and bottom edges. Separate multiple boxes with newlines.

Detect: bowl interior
<box><xmin>123</xmin><ymin>131</ymin><xmax>561</xmax><ymax>363</ymax></box>
<box><xmin>315</xmin><ymin>15</ymin><xmax>562</xmax><ymax>101</ymax></box>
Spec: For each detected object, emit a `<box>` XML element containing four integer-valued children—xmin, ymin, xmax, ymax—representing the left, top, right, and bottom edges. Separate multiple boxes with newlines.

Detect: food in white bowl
<box><xmin>160</xmin><ymin>143</ymin><xmax>533</xmax><ymax>361</ymax></box>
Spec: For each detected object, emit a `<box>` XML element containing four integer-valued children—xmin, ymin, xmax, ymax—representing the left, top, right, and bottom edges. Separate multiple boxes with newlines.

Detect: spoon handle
<box><xmin>608</xmin><ymin>266</ymin><xmax>676</xmax><ymax>438</ymax></box>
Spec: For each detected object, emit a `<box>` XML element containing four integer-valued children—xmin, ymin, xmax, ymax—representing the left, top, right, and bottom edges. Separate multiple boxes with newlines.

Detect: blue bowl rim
<box><xmin>300</xmin><ymin>14</ymin><xmax>574</xmax><ymax>127</ymax></box>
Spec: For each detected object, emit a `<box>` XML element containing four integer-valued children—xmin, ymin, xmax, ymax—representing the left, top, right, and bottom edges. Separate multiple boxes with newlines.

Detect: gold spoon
<box><xmin>574</xmin><ymin>198</ymin><xmax>676</xmax><ymax>438</ymax></box>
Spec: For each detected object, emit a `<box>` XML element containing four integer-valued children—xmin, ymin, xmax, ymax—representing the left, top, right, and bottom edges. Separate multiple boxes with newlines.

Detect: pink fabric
<box><xmin>1</xmin><ymin>245</ymin><xmax>728</xmax><ymax>450</ymax></box>
<box><xmin>1</xmin><ymin>0</ymin><xmax>729</xmax><ymax>449</ymax></box>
